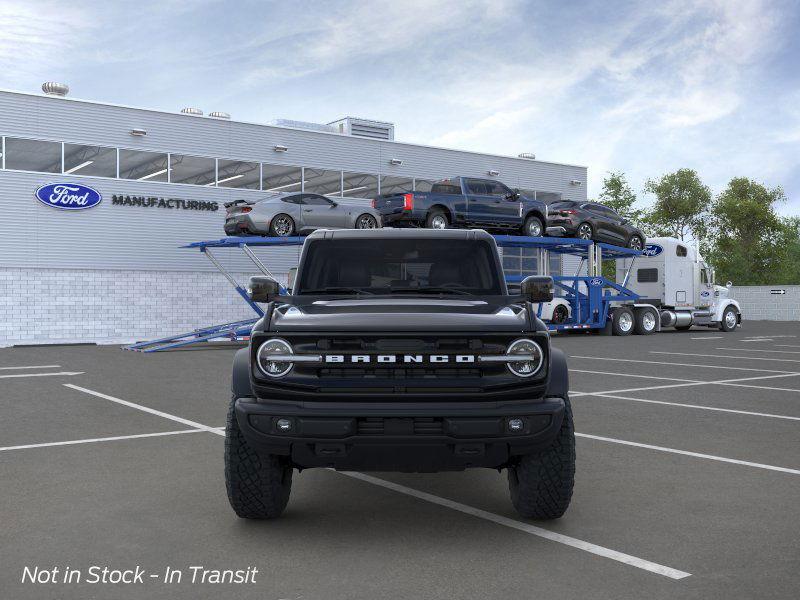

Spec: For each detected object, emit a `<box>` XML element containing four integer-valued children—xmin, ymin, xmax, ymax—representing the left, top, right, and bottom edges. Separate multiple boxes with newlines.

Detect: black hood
<box><xmin>268</xmin><ymin>296</ymin><xmax>532</xmax><ymax>333</ymax></box>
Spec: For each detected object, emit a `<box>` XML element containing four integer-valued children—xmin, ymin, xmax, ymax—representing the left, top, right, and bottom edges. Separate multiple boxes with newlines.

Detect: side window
<box><xmin>637</xmin><ymin>268</ymin><xmax>658</xmax><ymax>283</ymax></box>
<box><xmin>281</xmin><ymin>195</ymin><xmax>302</xmax><ymax>204</ymax></box>
<box><xmin>430</xmin><ymin>181</ymin><xmax>461</xmax><ymax>194</ymax></box>
<box><xmin>465</xmin><ymin>179</ymin><xmax>489</xmax><ymax>195</ymax></box>
<box><xmin>485</xmin><ymin>181</ymin><xmax>512</xmax><ymax>197</ymax></box>
<box><xmin>302</xmin><ymin>194</ymin><xmax>333</xmax><ymax>206</ymax></box>
<box><xmin>700</xmin><ymin>269</ymin><xmax>710</xmax><ymax>284</ymax></box>
<box><xmin>676</xmin><ymin>245</ymin><xmax>688</xmax><ymax>257</ymax></box>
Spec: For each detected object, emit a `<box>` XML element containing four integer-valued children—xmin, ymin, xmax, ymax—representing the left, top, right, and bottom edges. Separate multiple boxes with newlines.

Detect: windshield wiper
<box><xmin>300</xmin><ymin>287</ymin><xmax>374</xmax><ymax>295</ymax></box>
<box><xmin>390</xmin><ymin>286</ymin><xmax>474</xmax><ymax>296</ymax></box>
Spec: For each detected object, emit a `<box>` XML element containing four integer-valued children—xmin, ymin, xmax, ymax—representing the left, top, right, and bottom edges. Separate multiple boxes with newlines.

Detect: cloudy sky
<box><xmin>2</xmin><ymin>0</ymin><xmax>798</xmax><ymax>212</ymax></box>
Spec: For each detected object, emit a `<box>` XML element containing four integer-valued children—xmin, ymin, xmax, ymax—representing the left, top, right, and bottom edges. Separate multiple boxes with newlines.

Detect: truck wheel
<box><xmin>523</xmin><ymin>215</ymin><xmax>544</xmax><ymax>237</ymax></box>
<box><xmin>719</xmin><ymin>306</ymin><xmax>739</xmax><ymax>332</ymax></box>
<box><xmin>426</xmin><ymin>209</ymin><xmax>449</xmax><ymax>229</ymax></box>
<box><xmin>611</xmin><ymin>307</ymin><xmax>634</xmax><ymax>336</ymax></box>
<box><xmin>508</xmin><ymin>397</ymin><xmax>575</xmax><ymax>519</ymax></box>
<box><xmin>634</xmin><ymin>308</ymin><xmax>657</xmax><ymax>335</ymax></box>
<box><xmin>225</xmin><ymin>396</ymin><xmax>293</xmax><ymax>519</ymax></box>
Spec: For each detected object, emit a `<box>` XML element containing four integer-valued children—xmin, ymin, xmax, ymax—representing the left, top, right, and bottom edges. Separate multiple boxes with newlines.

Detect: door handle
<box><xmin>303</xmin><ymin>209</ymin><xmax>312</xmax><ymax>212</ymax></box>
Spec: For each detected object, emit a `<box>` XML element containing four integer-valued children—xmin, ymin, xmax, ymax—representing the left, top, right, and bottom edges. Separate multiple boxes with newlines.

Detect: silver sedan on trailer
<box><xmin>224</xmin><ymin>192</ymin><xmax>382</xmax><ymax>237</ymax></box>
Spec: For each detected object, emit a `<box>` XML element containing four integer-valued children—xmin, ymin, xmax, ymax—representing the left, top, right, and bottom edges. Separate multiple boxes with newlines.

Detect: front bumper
<box><xmin>235</xmin><ymin>396</ymin><xmax>566</xmax><ymax>471</ymax></box>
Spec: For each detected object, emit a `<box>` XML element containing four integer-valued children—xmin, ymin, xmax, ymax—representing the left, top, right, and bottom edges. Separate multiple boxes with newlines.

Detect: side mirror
<box><xmin>329</xmin><ymin>201</ymin><xmax>338</xmax><ymax>208</ymax></box>
<box><xmin>520</xmin><ymin>276</ymin><xmax>554</xmax><ymax>303</ymax></box>
<box><xmin>248</xmin><ymin>276</ymin><xmax>281</xmax><ymax>303</ymax></box>
<box><xmin>287</xmin><ymin>267</ymin><xmax>297</xmax><ymax>292</ymax></box>
<box><xmin>726</xmin><ymin>281</ymin><xmax>732</xmax><ymax>288</ymax></box>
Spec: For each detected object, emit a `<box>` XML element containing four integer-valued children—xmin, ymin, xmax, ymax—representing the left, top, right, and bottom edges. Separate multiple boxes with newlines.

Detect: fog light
<box><xmin>276</xmin><ymin>418</ymin><xmax>293</xmax><ymax>432</ymax></box>
<box><xmin>508</xmin><ymin>418</ymin><xmax>524</xmax><ymax>432</ymax></box>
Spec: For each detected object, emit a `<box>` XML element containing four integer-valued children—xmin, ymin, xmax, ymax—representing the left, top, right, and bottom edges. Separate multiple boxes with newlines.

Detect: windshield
<box><xmin>296</xmin><ymin>238</ymin><xmax>503</xmax><ymax>295</ymax></box>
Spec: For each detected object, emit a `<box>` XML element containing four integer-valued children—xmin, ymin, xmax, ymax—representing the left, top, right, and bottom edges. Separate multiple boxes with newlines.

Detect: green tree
<box><xmin>598</xmin><ymin>171</ymin><xmax>644</xmax><ymax>228</ymax></box>
<box><xmin>706</xmin><ymin>178</ymin><xmax>796</xmax><ymax>285</ymax></box>
<box><xmin>642</xmin><ymin>169</ymin><xmax>711</xmax><ymax>241</ymax></box>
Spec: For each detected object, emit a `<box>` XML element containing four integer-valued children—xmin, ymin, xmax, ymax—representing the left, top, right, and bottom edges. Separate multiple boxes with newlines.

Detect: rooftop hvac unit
<box><xmin>269</xmin><ymin>119</ymin><xmax>337</xmax><ymax>134</ymax></box>
<box><xmin>209</xmin><ymin>111</ymin><xmax>230</xmax><ymax>119</ymax></box>
<box><xmin>181</xmin><ymin>107</ymin><xmax>204</xmax><ymax>116</ymax></box>
<box><xmin>328</xmin><ymin>117</ymin><xmax>395</xmax><ymax>141</ymax></box>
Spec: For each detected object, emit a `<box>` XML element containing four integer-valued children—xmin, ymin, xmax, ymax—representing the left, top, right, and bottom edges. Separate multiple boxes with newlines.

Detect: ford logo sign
<box><xmin>35</xmin><ymin>183</ymin><xmax>102</xmax><ymax>210</ymax></box>
<box><xmin>588</xmin><ymin>277</ymin><xmax>603</xmax><ymax>286</ymax></box>
<box><xmin>700</xmin><ymin>290</ymin><xmax>710</xmax><ymax>297</ymax></box>
<box><xmin>642</xmin><ymin>244</ymin><xmax>663</xmax><ymax>257</ymax></box>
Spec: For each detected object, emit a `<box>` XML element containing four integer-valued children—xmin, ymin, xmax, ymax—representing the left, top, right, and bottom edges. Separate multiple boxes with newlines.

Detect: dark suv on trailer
<box><xmin>547</xmin><ymin>200</ymin><xmax>646</xmax><ymax>249</ymax></box>
<box><xmin>225</xmin><ymin>228</ymin><xmax>575</xmax><ymax>520</ymax></box>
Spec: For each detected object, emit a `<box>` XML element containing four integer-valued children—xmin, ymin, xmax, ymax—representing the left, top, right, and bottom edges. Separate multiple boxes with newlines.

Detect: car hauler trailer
<box><xmin>126</xmin><ymin>232</ymin><xmax>741</xmax><ymax>352</ymax></box>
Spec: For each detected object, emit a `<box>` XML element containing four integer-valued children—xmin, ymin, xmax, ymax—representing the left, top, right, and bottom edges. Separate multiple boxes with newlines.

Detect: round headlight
<box><xmin>506</xmin><ymin>338</ymin><xmax>544</xmax><ymax>377</ymax></box>
<box><xmin>256</xmin><ymin>338</ymin><xmax>293</xmax><ymax>378</ymax></box>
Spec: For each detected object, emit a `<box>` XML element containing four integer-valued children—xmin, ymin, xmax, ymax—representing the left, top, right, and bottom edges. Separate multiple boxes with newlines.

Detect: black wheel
<box><xmin>627</xmin><ymin>235</ymin><xmax>644</xmax><ymax>251</ymax></box>
<box><xmin>508</xmin><ymin>397</ymin><xmax>575</xmax><ymax>519</ymax></box>
<box><xmin>523</xmin><ymin>215</ymin><xmax>544</xmax><ymax>237</ymax></box>
<box><xmin>551</xmin><ymin>304</ymin><xmax>569</xmax><ymax>324</ymax></box>
<box><xmin>426</xmin><ymin>209</ymin><xmax>449</xmax><ymax>229</ymax></box>
<box><xmin>633</xmin><ymin>308</ymin><xmax>657</xmax><ymax>335</ymax></box>
<box><xmin>269</xmin><ymin>214</ymin><xmax>295</xmax><ymax>237</ymax></box>
<box><xmin>719</xmin><ymin>306</ymin><xmax>738</xmax><ymax>332</ymax></box>
<box><xmin>225</xmin><ymin>396</ymin><xmax>293</xmax><ymax>519</ymax></box>
<box><xmin>611</xmin><ymin>307</ymin><xmax>634</xmax><ymax>336</ymax></box>
<box><xmin>355</xmin><ymin>213</ymin><xmax>378</xmax><ymax>229</ymax></box>
<box><xmin>576</xmin><ymin>222</ymin><xmax>593</xmax><ymax>240</ymax></box>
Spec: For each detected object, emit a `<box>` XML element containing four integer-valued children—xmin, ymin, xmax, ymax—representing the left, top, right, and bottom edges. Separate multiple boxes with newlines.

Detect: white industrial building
<box><xmin>0</xmin><ymin>85</ymin><xmax>587</xmax><ymax>346</ymax></box>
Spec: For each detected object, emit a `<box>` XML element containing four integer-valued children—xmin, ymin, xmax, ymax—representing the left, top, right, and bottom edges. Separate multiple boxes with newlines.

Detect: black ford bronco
<box><xmin>225</xmin><ymin>228</ymin><xmax>575</xmax><ymax>519</ymax></box>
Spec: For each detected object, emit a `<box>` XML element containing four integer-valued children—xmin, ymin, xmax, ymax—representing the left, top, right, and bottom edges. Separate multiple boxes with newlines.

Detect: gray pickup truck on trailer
<box><xmin>226</xmin><ymin>228</ymin><xmax>575</xmax><ymax>519</ymax></box>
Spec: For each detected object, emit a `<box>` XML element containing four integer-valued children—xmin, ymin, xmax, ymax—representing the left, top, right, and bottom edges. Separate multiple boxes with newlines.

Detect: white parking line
<box><xmin>716</xmin><ymin>348</ymin><xmax>800</xmax><ymax>355</ymax></box>
<box><xmin>651</xmin><ymin>351</ymin><xmax>800</xmax><ymax>364</ymax></box>
<box><xmin>574</xmin><ymin>393</ymin><xmax>800</xmax><ymax>421</ymax></box>
<box><xmin>0</xmin><ymin>371</ymin><xmax>84</xmax><ymax>379</ymax></box>
<box><xmin>577</xmin><ymin>433</ymin><xmax>800</xmax><ymax>475</ymax></box>
<box><xmin>573</xmin><ymin>372</ymin><xmax>800</xmax><ymax>397</ymax></box>
<box><xmin>569</xmin><ymin>355</ymin><xmax>797</xmax><ymax>374</ymax></box>
<box><xmin>0</xmin><ymin>365</ymin><xmax>61</xmax><ymax>370</ymax></box>
<box><xmin>690</xmin><ymin>336</ymin><xmax>723</xmax><ymax>340</ymax></box>
<box><xmin>64</xmin><ymin>384</ymin><xmax>224</xmax><ymax>434</ymax></box>
<box><xmin>777</xmin><ymin>345</ymin><xmax>800</xmax><ymax>349</ymax></box>
<box><xmin>0</xmin><ymin>429</ymin><xmax>204</xmax><ymax>453</ymax></box>
<box><xmin>572</xmin><ymin>369</ymin><xmax>701</xmax><ymax>383</ymax></box>
<box><xmin>341</xmin><ymin>471</ymin><xmax>691</xmax><ymax>580</ymax></box>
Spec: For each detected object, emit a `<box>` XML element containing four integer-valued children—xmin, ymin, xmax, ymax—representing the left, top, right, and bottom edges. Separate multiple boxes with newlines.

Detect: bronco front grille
<box><xmin>319</xmin><ymin>367</ymin><xmax>484</xmax><ymax>379</ymax></box>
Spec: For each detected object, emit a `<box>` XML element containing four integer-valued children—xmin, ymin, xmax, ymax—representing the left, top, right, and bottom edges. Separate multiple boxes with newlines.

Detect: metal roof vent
<box><xmin>42</xmin><ymin>82</ymin><xmax>69</xmax><ymax>96</ymax></box>
<box><xmin>518</xmin><ymin>152</ymin><xmax>536</xmax><ymax>160</ymax></box>
<box><xmin>328</xmin><ymin>117</ymin><xmax>395</xmax><ymax>141</ymax></box>
<box><xmin>209</xmin><ymin>111</ymin><xmax>230</xmax><ymax>119</ymax></box>
<box><xmin>180</xmin><ymin>107</ymin><xmax>204</xmax><ymax>116</ymax></box>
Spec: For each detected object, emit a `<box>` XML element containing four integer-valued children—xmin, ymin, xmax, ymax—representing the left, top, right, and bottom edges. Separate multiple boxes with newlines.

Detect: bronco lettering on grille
<box><xmin>323</xmin><ymin>355</ymin><xmax>476</xmax><ymax>364</ymax></box>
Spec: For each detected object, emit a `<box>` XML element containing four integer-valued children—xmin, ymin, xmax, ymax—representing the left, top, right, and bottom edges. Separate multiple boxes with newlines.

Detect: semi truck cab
<box><xmin>616</xmin><ymin>237</ymin><xmax>741</xmax><ymax>332</ymax></box>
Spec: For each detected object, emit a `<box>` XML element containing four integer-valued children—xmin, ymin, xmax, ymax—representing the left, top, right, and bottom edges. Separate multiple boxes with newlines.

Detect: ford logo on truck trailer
<box><xmin>35</xmin><ymin>183</ymin><xmax>102</xmax><ymax>210</ymax></box>
<box><xmin>641</xmin><ymin>243</ymin><xmax>663</xmax><ymax>257</ymax></box>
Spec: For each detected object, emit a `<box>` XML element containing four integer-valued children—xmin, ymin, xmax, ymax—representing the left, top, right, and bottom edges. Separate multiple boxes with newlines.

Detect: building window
<box><xmin>119</xmin><ymin>149</ymin><xmax>169</xmax><ymax>182</ymax></box>
<box><xmin>341</xmin><ymin>172</ymin><xmax>378</xmax><ymax>199</ymax></box>
<box><xmin>304</xmin><ymin>168</ymin><xmax>342</xmax><ymax>196</ymax></box>
<box><xmin>414</xmin><ymin>178</ymin><xmax>436</xmax><ymax>192</ymax></box>
<box><xmin>63</xmin><ymin>144</ymin><xmax>117</xmax><ymax>177</ymax></box>
<box><xmin>262</xmin><ymin>163</ymin><xmax>302</xmax><ymax>193</ymax></box>
<box><xmin>379</xmin><ymin>175</ymin><xmax>413</xmax><ymax>195</ymax></box>
<box><xmin>217</xmin><ymin>159</ymin><xmax>260</xmax><ymax>189</ymax></box>
<box><xmin>4</xmin><ymin>137</ymin><xmax>61</xmax><ymax>173</ymax></box>
<box><xmin>170</xmin><ymin>154</ymin><xmax>216</xmax><ymax>186</ymax></box>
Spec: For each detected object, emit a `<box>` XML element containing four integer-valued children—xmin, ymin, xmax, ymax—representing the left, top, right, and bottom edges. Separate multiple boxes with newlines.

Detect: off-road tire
<box><xmin>508</xmin><ymin>397</ymin><xmax>575</xmax><ymax>519</ymax></box>
<box><xmin>225</xmin><ymin>396</ymin><xmax>293</xmax><ymax>519</ymax></box>
<box><xmin>523</xmin><ymin>215</ymin><xmax>544</xmax><ymax>237</ymax></box>
<box><xmin>633</xmin><ymin>308</ymin><xmax>657</xmax><ymax>335</ymax></box>
<box><xmin>425</xmin><ymin>209</ymin><xmax>449</xmax><ymax>229</ymax></box>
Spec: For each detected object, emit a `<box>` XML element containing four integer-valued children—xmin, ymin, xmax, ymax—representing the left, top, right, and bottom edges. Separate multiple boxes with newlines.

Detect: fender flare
<box><xmin>545</xmin><ymin>347</ymin><xmax>569</xmax><ymax>399</ymax></box>
<box><xmin>714</xmin><ymin>299</ymin><xmax>742</xmax><ymax>322</ymax></box>
<box><xmin>232</xmin><ymin>347</ymin><xmax>254</xmax><ymax>398</ymax></box>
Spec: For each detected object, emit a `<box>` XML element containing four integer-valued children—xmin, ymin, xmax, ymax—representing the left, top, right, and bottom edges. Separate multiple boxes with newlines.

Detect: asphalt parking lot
<box><xmin>1</xmin><ymin>321</ymin><xmax>799</xmax><ymax>600</ymax></box>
